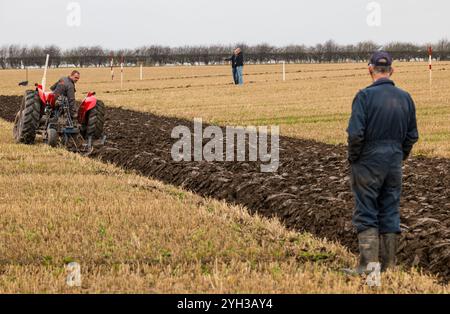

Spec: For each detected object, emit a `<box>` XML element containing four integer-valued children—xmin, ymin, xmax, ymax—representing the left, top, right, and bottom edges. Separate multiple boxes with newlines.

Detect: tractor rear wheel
<box><xmin>83</xmin><ymin>100</ymin><xmax>105</xmax><ymax>139</ymax></box>
<box><xmin>13</xmin><ymin>90</ymin><xmax>41</xmax><ymax>144</ymax></box>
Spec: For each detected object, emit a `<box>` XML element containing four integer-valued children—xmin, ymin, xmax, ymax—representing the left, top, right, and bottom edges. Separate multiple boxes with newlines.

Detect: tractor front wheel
<box><xmin>47</xmin><ymin>128</ymin><xmax>58</xmax><ymax>147</ymax></box>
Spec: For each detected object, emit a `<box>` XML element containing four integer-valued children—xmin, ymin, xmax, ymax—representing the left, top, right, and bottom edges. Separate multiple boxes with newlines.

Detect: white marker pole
<box><xmin>282</xmin><ymin>61</ymin><xmax>286</xmax><ymax>81</ymax></box>
<box><xmin>110</xmin><ymin>56</ymin><xmax>114</xmax><ymax>81</ymax></box>
<box><xmin>120</xmin><ymin>57</ymin><xmax>124</xmax><ymax>90</ymax></box>
<box><xmin>428</xmin><ymin>46</ymin><xmax>433</xmax><ymax>91</ymax></box>
<box><xmin>140</xmin><ymin>62</ymin><xmax>143</xmax><ymax>81</ymax></box>
<box><xmin>21</xmin><ymin>60</ymin><xmax>28</xmax><ymax>82</ymax></box>
<box><xmin>42</xmin><ymin>54</ymin><xmax>50</xmax><ymax>91</ymax></box>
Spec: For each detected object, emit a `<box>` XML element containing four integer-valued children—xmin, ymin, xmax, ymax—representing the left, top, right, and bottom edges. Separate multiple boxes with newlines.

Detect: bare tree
<box><xmin>0</xmin><ymin>46</ymin><xmax>7</xmax><ymax>69</ymax></box>
<box><xmin>43</xmin><ymin>45</ymin><xmax>62</xmax><ymax>67</ymax></box>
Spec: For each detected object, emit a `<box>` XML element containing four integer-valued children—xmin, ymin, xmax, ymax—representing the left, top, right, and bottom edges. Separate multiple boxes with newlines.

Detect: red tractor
<box><xmin>13</xmin><ymin>84</ymin><xmax>106</xmax><ymax>154</ymax></box>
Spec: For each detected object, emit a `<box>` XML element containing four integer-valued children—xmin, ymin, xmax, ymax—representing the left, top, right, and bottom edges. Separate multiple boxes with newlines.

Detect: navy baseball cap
<box><xmin>369</xmin><ymin>51</ymin><xmax>393</xmax><ymax>66</ymax></box>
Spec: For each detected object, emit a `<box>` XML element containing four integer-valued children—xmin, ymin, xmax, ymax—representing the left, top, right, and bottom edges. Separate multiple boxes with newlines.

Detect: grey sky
<box><xmin>0</xmin><ymin>0</ymin><xmax>448</xmax><ymax>48</ymax></box>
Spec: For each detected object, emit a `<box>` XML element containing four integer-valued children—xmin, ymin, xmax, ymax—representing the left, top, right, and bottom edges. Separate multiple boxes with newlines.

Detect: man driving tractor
<box><xmin>50</xmin><ymin>70</ymin><xmax>80</xmax><ymax>124</ymax></box>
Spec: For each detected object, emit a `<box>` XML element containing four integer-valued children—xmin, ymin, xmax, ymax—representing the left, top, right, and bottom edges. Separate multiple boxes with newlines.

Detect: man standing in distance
<box><xmin>234</xmin><ymin>48</ymin><xmax>244</xmax><ymax>85</ymax></box>
<box><xmin>225</xmin><ymin>48</ymin><xmax>244</xmax><ymax>85</ymax></box>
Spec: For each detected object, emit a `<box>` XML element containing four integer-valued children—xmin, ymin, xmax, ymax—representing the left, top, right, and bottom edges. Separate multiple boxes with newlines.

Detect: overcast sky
<box><xmin>0</xmin><ymin>0</ymin><xmax>448</xmax><ymax>48</ymax></box>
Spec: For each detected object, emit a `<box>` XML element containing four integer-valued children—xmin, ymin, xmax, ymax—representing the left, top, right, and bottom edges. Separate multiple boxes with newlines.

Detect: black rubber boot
<box><xmin>379</xmin><ymin>233</ymin><xmax>398</xmax><ymax>272</ymax></box>
<box><xmin>343</xmin><ymin>228</ymin><xmax>379</xmax><ymax>275</ymax></box>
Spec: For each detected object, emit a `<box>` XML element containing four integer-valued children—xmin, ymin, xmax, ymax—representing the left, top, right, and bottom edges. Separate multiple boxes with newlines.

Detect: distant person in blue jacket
<box><xmin>225</xmin><ymin>48</ymin><xmax>244</xmax><ymax>85</ymax></box>
<box><xmin>345</xmin><ymin>51</ymin><xmax>419</xmax><ymax>275</ymax></box>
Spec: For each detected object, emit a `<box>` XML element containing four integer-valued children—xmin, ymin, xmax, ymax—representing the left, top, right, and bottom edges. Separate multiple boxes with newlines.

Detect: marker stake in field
<box><xmin>282</xmin><ymin>61</ymin><xmax>286</xmax><ymax>81</ymax></box>
<box><xmin>42</xmin><ymin>54</ymin><xmax>50</xmax><ymax>91</ymax></box>
<box><xmin>120</xmin><ymin>57</ymin><xmax>124</xmax><ymax>90</ymax></box>
<box><xmin>21</xmin><ymin>60</ymin><xmax>28</xmax><ymax>82</ymax></box>
<box><xmin>428</xmin><ymin>46</ymin><xmax>433</xmax><ymax>92</ymax></box>
<box><xmin>110</xmin><ymin>56</ymin><xmax>114</xmax><ymax>81</ymax></box>
<box><xmin>140</xmin><ymin>63</ymin><xmax>143</xmax><ymax>81</ymax></box>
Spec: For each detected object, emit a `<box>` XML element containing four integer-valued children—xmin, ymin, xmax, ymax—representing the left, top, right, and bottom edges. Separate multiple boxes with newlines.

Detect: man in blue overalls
<box><xmin>346</xmin><ymin>51</ymin><xmax>419</xmax><ymax>274</ymax></box>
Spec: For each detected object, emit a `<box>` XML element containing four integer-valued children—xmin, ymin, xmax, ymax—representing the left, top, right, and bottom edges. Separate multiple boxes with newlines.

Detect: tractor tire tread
<box><xmin>20</xmin><ymin>90</ymin><xmax>41</xmax><ymax>144</ymax></box>
<box><xmin>85</xmin><ymin>100</ymin><xmax>105</xmax><ymax>139</ymax></box>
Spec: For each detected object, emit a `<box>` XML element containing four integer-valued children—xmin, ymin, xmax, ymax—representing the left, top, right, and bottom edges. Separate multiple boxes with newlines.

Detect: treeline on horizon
<box><xmin>1</xmin><ymin>39</ymin><xmax>450</xmax><ymax>69</ymax></box>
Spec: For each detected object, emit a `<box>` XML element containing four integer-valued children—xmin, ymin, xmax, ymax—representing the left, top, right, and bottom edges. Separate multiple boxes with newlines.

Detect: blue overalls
<box><xmin>347</xmin><ymin>78</ymin><xmax>419</xmax><ymax>234</ymax></box>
